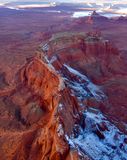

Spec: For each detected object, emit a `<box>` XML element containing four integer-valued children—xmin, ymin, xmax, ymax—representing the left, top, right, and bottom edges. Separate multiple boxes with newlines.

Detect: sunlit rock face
<box><xmin>0</xmin><ymin>32</ymin><xmax>127</xmax><ymax>160</ymax></box>
<box><xmin>0</xmin><ymin>55</ymin><xmax>84</xmax><ymax>160</ymax></box>
<box><xmin>42</xmin><ymin>31</ymin><xmax>125</xmax><ymax>82</ymax></box>
<box><xmin>41</xmin><ymin>32</ymin><xmax>127</xmax><ymax>158</ymax></box>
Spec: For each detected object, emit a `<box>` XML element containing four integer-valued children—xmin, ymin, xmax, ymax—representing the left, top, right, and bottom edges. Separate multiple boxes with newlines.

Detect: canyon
<box><xmin>0</xmin><ymin>7</ymin><xmax>127</xmax><ymax>160</ymax></box>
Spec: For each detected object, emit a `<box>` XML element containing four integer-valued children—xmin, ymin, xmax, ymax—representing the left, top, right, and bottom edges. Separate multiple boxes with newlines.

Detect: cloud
<box><xmin>0</xmin><ymin>0</ymin><xmax>127</xmax><ymax>4</ymax></box>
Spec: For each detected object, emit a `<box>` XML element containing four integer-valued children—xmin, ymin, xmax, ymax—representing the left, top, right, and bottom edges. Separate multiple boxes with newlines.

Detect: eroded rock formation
<box><xmin>0</xmin><ymin>32</ymin><xmax>127</xmax><ymax>160</ymax></box>
<box><xmin>0</xmin><ymin>56</ymin><xmax>86</xmax><ymax>159</ymax></box>
<box><xmin>41</xmin><ymin>32</ymin><xmax>127</xmax><ymax>134</ymax></box>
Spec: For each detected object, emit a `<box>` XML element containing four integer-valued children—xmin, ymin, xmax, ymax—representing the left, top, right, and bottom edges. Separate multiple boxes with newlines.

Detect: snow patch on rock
<box><xmin>58</xmin><ymin>103</ymin><xmax>64</xmax><ymax>111</ymax></box>
<box><xmin>43</xmin><ymin>55</ymin><xmax>65</xmax><ymax>91</ymax></box>
<box><xmin>66</xmin><ymin>108</ymin><xmax>127</xmax><ymax>160</ymax></box>
<box><xmin>57</xmin><ymin>124</ymin><xmax>64</xmax><ymax>137</ymax></box>
<box><xmin>42</xmin><ymin>43</ymin><xmax>49</xmax><ymax>52</ymax></box>
<box><xmin>50</xmin><ymin>55</ymin><xmax>57</xmax><ymax>64</ymax></box>
<box><xmin>63</xmin><ymin>64</ymin><xmax>105</xmax><ymax>101</ymax></box>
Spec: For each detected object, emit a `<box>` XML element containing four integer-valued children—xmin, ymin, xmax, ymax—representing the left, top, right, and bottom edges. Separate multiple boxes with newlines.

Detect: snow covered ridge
<box><xmin>63</xmin><ymin>64</ymin><xmax>105</xmax><ymax>101</ymax></box>
<box><xmin>42</xmin><ymin>50</ymin><xmax>105</xmax><ymax>101</ymax></box>
<box><xmin>43</xmin><ymin>54</ymin><xmax>105</xmax><ymax>101</ymax></box>
<box><xmin>66</xmin><ymin>108</ymin><xmax>127</xmax><ymax>160</ymax></box>
<box><xmin>42</xmin><ymin>42</ymin><xmax>127</xmax><ymax>159</ymax></box>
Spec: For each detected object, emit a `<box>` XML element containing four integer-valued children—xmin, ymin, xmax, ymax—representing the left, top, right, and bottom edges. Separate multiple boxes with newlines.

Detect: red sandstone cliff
<box><xmin>0</xmin><ymin>32</ymin><xmax>127</xmax><ymax>160</ymax></box>
<box><xmin>0</xmin><ymin>56</ymin><xmax>89</xmax><ymax>159</ymax></box>
<box><xmin>41</xmin><ymin>32</ymin><xmax>127</xmax><ymax>134</ymax></box>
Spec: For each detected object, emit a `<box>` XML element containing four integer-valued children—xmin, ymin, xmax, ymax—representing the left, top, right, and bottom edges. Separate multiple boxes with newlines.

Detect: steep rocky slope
<box><xmin>0</xmin><ymin>32</ymin><xmax>127</xmax><ymax>160</ymax></box>
<box><xmin>41</xmin><ymin>32</ymin><xmax>127</xmax><ymax>158</ymax></box>
<box><xmin>0</xmin><ymin>56</ymin><xmax>86</xmax><ymax>160</ymax></box>
<box><xmin>41</xmin><ymin>32</ymin><xmax>127</xmax><ymax>133</ymax></box>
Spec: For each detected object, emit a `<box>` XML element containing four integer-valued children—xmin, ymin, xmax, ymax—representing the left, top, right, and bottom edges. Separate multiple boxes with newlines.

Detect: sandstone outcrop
<box><xmin>42</xmin><ymin>32</ymin><xmax>127</xmax><ymax>134</ymax></box>
<box><xmin>86</xmin><ymin>11</ymin><xmax>109</xmax><ymax>24</ymax></box>
<box><xmin>0</xmin><ymin>32</ymin><xmax>127</xmax><ymax>160</ymax></box>
<box><xmin>0</xmin><ymin>56</ymin><xmax>86</xmax><ymax>159</ymax></box>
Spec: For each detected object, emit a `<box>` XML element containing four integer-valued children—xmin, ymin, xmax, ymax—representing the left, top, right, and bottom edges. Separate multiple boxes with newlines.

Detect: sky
<box><xmin>0</xmin><ymin>0</ymin><xmax>126</xmax><ymax>2</ymax></box>
<box><xmin>0</xmin><ymin>0</ymin><xmax>127</xmax><ymax>4</ymax></box>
